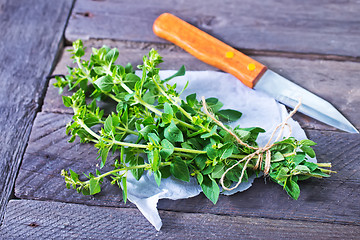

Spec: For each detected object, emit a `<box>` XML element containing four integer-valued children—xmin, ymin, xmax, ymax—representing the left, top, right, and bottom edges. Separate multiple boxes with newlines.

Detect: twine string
<box><xmin>201</xmin><ymin>96</ymin><xmax>302</xmax><ymax>191</ymax></box>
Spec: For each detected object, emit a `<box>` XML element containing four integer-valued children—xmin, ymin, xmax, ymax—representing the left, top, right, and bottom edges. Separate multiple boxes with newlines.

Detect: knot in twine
<box><xmin>201</xmin><ymin>96</ymin><xmax>302</xmax><ymax>191</ymax></box>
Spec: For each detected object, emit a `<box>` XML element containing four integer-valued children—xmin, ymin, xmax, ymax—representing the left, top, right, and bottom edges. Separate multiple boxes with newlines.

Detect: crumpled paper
<box><xmin>123</xmin><ymin>70</ymin><xmax>313</xmax><ymax>230</ymax></box>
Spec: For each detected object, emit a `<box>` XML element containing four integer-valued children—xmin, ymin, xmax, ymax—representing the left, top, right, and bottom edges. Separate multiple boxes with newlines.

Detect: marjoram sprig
<box><xmin>55</xmin><ymin>40</ymin><xmax>334</xmax><ymax>204</ymax></box>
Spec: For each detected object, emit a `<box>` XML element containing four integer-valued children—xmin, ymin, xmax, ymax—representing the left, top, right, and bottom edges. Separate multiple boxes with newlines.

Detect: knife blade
<box><xmin>153</xmin><ymin>13</ymin><xmax>358</xmax><ymax>133</ymax></box>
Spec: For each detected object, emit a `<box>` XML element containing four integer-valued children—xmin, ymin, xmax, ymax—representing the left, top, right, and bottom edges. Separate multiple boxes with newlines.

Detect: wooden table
<box><xmin>1</xmin><ymin>0</ymin><xmax>359</xmax><ymax>238</ymax></box>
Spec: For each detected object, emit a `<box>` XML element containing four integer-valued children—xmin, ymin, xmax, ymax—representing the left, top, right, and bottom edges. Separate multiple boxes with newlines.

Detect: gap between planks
<box><xmin>14</xmin><ymin>111</ymin><xmax>360</xmax><ymax>226</ymax></box>
<box><xmin>1</xmin><ymin>199</ymin><xmax>359</xmax><ymax>239</ymax></box>
<box><xmin>63</xmin><ymin>38</ymin><xmax>360</xmax><ymax>63</ymax></box>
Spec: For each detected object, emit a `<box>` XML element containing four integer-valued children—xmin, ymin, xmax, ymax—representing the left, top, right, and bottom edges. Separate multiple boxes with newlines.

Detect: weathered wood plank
<box><xmin>15</xmin><ymin>112</ymin><xmax>360</xmax><ymax>225</ymax></box>
<box><xmin>66</xmin><ymin>0</ymin><xmax>360</xmax><ymax>58</ymax></box>
<box><xmin>0</xmin><ymin>0</ymin><xmax>74</xmax><ymax>224</ymax></box>
<box><xmin>43</xmin><ymin>40</ymin><xmax>360</xmax><ymax>131</ymax></box>
<box><xmin>1</xmin><ymin>200</ymin><xmax>359</xmax><ymax>239</ymax></box>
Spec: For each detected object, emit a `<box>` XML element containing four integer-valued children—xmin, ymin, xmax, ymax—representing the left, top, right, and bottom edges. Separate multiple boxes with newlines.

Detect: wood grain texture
<box><xmin>15</xmin><ymin>112</ymin><xmax>360</xmax><ymax>225</ymax></box>
<box><xmin>43</xmin><ymin>40</ymin><xmax>360</xmax><ymax>131</ymax></box>
<box><xmin>66</xmin><ymin>0</ymin><xmax>360</xmax><ymax>58</ymax></box>
<box><xmin>0</xmin><ymin>0</ymin><xmax>73</xmax><ymax>224</ymax></box>
<box><xmin>1</xmin><ymin>200</ymin><xmax>359</xmax><ymax>239</ymax></box>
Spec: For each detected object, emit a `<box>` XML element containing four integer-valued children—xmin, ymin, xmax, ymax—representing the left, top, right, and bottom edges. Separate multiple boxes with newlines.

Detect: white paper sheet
<box><xmin>123</xmin><ymin>70</ymin><xmax>313</xmax><ymax>231</ymax></box>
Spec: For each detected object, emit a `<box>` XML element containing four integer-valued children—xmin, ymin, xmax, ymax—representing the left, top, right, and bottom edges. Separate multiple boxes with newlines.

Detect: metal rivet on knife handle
<box><xmin>153</xmin><ymin>13</ymin><xmax>267</xmax><ymax>88</ymax></box>
<box><xmin>247</xmin><ymin>63</ymin><xmax>256</xmax><ymax>71</ymax></box>
<box><xmin>225</xmin><ymin>51</ymin><xmax>234</xmax><ymax>58</ymax></box>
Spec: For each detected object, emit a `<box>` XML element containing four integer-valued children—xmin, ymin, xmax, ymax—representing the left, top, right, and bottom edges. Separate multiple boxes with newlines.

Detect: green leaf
<box><xmin>160</xmin><ymin>139</ymin><xmax>174</xmax><ymax>159</ymax></box>
<box><xmin>154</xmin><ymin>170</ymin><xmax>162</xmax><ymax>187</ymax></box>
<box><xmin>69</xmin><ymin>169</ymin><xmax>79</xmax><ymax>181</ymax></box>
<box><xmin>194</xmin><ymin>154</ymin><xmax>207</xmax><ymax>170</ymax></box>
<box><xmin>125</xmin><ymin>63</ymin><xmax>134</xmax><ymax>73</ymax></box>
<box><xmin>201</xmin><ymin>125</ymin><xmax>218</xmax><ymax>139</ymax></box>
<box><xmin>128</xmin><ymin>155</ymin><xmax>144</xmax><ymax>181</ymax></box>
<box><xmin>301</xmin><ymin>145</ymin><xmax>316</xmax><ymax>158</ymax></box>
<box><xmin>206</xmin><ymin>147</ymin><xmax>218</xmax><ymax>160</ymax></box>
<box><xmin>159</xmin><ymin>165</ymin><xmax>171</xmax><ymax>179</ymax></box>
<box><xmin>124</xmin><ymin>73</ymin><xmax>140</xmax><ymax>88</ymax></box>
<box><xmin>122</xmin><ymin>176</ymin><xmax>127</xmax><ymax>203</ymax></box>
<box><xmin>236</xmin><ymin>127</ymin><xmax>266</xmax><ymax>142</ymax></box>
<box><xmin>104</xmin><ymin>115</ymin><xmax>113</xmax><ymax>134</ymax></box>
<box><xmin>93</xmin><ymin>66</ymin><xmax>107</xmax><ymax>75</ymax></box>
<box><xmin>218</xmin><ymin>143</ymin><xmax>234</xmax><ymax>160</ymax></box>
<box><xmin>202</xmin><ymin>165</ymin><xmax>215</xmax><ymax>175</ymax></box>
<box><xmin>200</xmin><ymin>175</ymin><xmax>220</xmax><ymax>204</ymax></box>
<box><xmin>164</xmin><ymin>121</ymin><xmax>184</xmax><ymax>143</ymax></box>
<box><xmin>105</xmin><ymin>48</ymin><xmax>119</xmax><ymax>64</ymax></box>
<box><xmin>83</xmin><ymin>117</ymin><xmax>99</xmax><ymax>128</ymax></box>
<box><xmin>94</xmin><ymin>75</ymin><xmax>113</xmax><ymax>92</ymax></box>
<box><xmin>292</xmin><ymin>153</ymin><xmax>306</xmax><ymax>166</ymax></box>
<box><xmin>124</xmin><ymin>92</ymin><xmax>135</xmax><ymax>101</ymax></box>
<box><xmin>81</xmin><ymin>188</ymin><xmax>90</xmax><ymax>196</ymax></box>
<box><xmin>161</xmin><ymin>113</ymin><xmax>172</xmax><ymax>125</ymax></box>
<box><xmin>304</xmin><ymin>161</ymin><xmax>318</xmax><ymax>171</ymax></box>
<box><xmin>162</xmin><ymin>65</ymin><xmax>186</xmax><ymax>83</ymax></box>
<box><xmin>73</xmin><ymin>39</ymin><xmax>85</xmax><ymax>57</ymax></box>
<box><xmin>89</xmin><ymin>178</ymin><xmax>101</xmax><ymax>195</ymax></box>
<box><xmin>163</xmin><ymin>102</ymin><xmax>173</xmax><ymax>115</ymax></box>
<box><xmin>216</xmin><ymin>109</ymin><xmax>242</xmax><ymax>122</ymax></box>
<box><xmin>297</xmin><ymin>175</ymin><xmax>311</xmax><ymax>181</ymax></box>
<box><xmin>148</xmin><ymin>132</ymin><xmax>160</xmax><ymax>145</ymax></box>
<box><xmin>139</xmin><ymin>125</ymin><xmax>156</xmax><ymax>140</ymax></box>
<box><xmin>225</xmin><ymin>165</ymin><xmax>244</xmax><ymax>182</ymax></box>
<box><xmin>116</xmin><ymin>101</ymin><xmax>124</xmax><ymax>113</ymax></box>
<box><xmin>310</xmin><ymin>169</ymin><xmax>330</xmax><ymax>178</ymax></box>
<box><xmin>285</xmin><ymin>179</ymin><xmax>300</xmax><ymax>200</ymax></box>
<box><xmin>294</xmin><ymin>165</ymin><xmax>311</xmax><ymax>173</ymax></box>
<box><xmin>272</xmin><ymin>152</ymin><xmax>285</xmax><ymax>162</ymax></box>
<box><xmin>196</xmin><ymin>173</ymin><xmax>204</xmax><ymax>185</ymax></box>
<box><xmin>100</xmin><ymin>147</ymin><xmax>110</xmax><ymax>169</ymax></box>
<box><xmin>112</xmin><ymin>114</ymin><xmax>119</xmax><ymax>127</ymax></box>
<box><xmin>186</xmin><ymin>93</ymin><xmax>197</xmax><ymax>107</ymax></box>
<box><xmin>211</xmin><ymin>163</ymin><xmax>225</xmax><ymax>179</ymax></box>
<box><xmin>276</xmin><ymin>167</ymin><xmax>289</xmax><ymax>182</ymax></box>
<box><xmin>205</xmin><ymin>98</ymin><xmax>223</xmax><ymax>112</ymax></box>
<box><xmin>143</xmin><ymin>91</ymin><xmax>155</xmax><ymax>104</ymax></box>
<box><xmin>170</xmin><ymin>157</ymin><xmax>190</xmax><ymax>182</ymax></box>
<box><xmin>149</xmin><ymin>149</ymin><xmax>161</xmax><ymax>172</ymax></box>
<box><xmin>234</xmin><ymin>129</ymin><xmax>251</xmax><ymax>141</ymax></box>
<box><xmin>62</xmin><ymin>96</ymin><xmax>72</xmax><ymax>107</ymax></box>
<box><xmin>75</xmin><ymin>47</ymin><xmax>85</xmax><ymax>58</ymax></box>
<box><xmin>120</xmin><ymin>104</ymin><xmax>128</xmax><ymax>123</ymax></box>
<box><xmin>300</xmin><ymin>139</ymin><xmax>317</xmax><ymax>146</ymax></box>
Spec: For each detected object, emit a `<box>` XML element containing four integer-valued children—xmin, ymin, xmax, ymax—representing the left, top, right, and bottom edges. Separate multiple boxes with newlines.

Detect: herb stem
<box><xmin>105</xmin><ymin>69</ymin><xmax>134</xmax><ymax>94</ymax></box>
<box><xmin>113</xmin><ymin>140</ymin><xmax>148</xmax><ymax>149</ymax></box>
<box><xmin>150</xmin><ymin>75</ymin><xmax>193</xmax><ymax>121</ymax></box>
<box><xmin>78</xmin><ymin>118</ymin><xmax>254</xmax><ymax>161</ymax></box>
<box><xmin>115</xmin><ymin>126</ymin><xmax>139</xmax><ymax>136</ymax></box>
<box><xmin>75</xmin><ymin>57</ymin><xmax>93</xmax><ymax>84</ymax></box>
<box><xmin>88</xmin><ymin>162</ymin><xmax>172</xmax><ymax>184</ymax></box>
<box><xmin>78</xmin><ymin>119</ymin><xmax>101</xmax><ymax>140</ymax></box>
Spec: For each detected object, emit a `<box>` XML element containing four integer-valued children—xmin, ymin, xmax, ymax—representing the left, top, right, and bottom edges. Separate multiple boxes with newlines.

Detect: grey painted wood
<box><xmin>1</xmin><ymin>200</ymin><xmax>359</xmax><ymax>239</ymax></box>
<box><xmin>44</xmin><ymin>41</ymin><xmax>360</xmax><ymax>131</ymax></box>
<box><xmin>15</xmin><ymin>111</ymin><xmax>360</xmax><ymax>225</ymax></box>
<box><xmin>66</xmin><ymin>0</ymin><xmax>360</xmax><ymax>58</ymax></box>
<box><xmin>0</xmin><ymin>0</ymin><xmax>74</xmax><ymax>224</ymax></box>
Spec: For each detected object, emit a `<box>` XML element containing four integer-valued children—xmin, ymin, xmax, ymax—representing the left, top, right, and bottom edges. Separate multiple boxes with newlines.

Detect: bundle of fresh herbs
<box><xmin>54</xmin><ymin>40</ymin><xmax>333</xmax><ymax>204</ymax></box>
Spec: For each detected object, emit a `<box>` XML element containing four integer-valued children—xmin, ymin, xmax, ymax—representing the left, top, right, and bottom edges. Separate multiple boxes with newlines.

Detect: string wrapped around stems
<box><xmin>201</xmin><ymin>96</ymin><xmax>302</xmax><ymax>191</ymax></box>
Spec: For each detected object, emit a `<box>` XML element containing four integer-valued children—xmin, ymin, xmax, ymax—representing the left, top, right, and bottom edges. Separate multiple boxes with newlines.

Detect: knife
<box><xmin>153</xmin><ymin>13</ymin><xmax>358</xmax><ymax>133</ymax></box>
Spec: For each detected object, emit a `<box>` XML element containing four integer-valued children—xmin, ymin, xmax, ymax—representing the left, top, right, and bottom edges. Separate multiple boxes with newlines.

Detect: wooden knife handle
<box><xmin>153</xmin><ymin>13</ymin><xmax>267</xmax><ymax>88</ymax></box>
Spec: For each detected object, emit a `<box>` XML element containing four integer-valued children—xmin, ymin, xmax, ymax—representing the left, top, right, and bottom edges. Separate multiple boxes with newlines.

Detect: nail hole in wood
<box><xmin>28</xmin><ymin>222</ymin><xmax>39</xmax><ymax>227</ymax></box>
